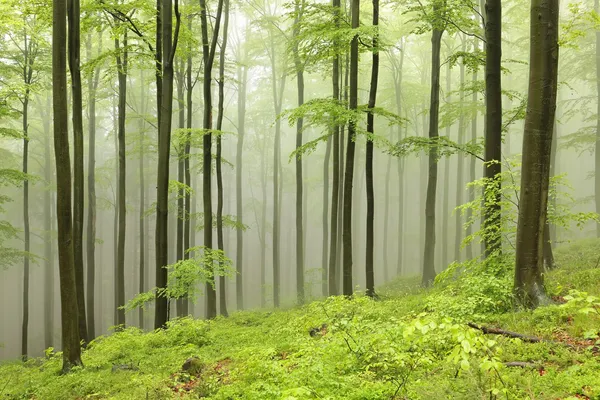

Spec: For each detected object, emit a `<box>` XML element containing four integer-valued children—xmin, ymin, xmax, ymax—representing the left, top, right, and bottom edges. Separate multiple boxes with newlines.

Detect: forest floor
<box><xmin>1</xmin><ymin>239</ymin><xmax>600</xmax><ymax>399</ymax></box>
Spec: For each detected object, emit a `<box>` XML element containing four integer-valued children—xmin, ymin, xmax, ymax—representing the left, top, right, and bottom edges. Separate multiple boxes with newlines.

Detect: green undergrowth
<box><xmin>2</xmin><ymin>240</ymin><xmax>600</xmax><ymax>399</ymax></box>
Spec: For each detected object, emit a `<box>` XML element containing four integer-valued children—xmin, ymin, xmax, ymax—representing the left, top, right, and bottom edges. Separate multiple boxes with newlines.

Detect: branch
<box><xmin>467</xmin><ymin>323</ymin><xmax>573</xmax><ymax>348</ymax></box>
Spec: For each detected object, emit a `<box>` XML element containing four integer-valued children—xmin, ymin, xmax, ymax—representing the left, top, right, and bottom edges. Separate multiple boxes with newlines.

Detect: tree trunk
<box><xmin>68</xmin><ymin>0</ymin><xmax>87</xmax><ymax>344</ymax></box>
<box><xmin>200</xmin><ymin>0</ymin><xmax>224</xmax><ymax>319</ymax></box>
<box><xmin>21</xmin><ymin>87</ymin><xmax>30</xmax><ymax>361</ymax></box>
<box><xmin>441</xmin><ymin>58</ymin><xmax>451</xmax><ymax>268</ymax></box>
<box><xmin>422</xmin><ymin>27</ymin><xmax>443</xmax><ymax>287</ymax></box>
<box><xmin>86</xmin><ymin>32</ymin><xmax>100</xmax><ymax>340</ymax></box>
<box><xmin>293</xmin><ymin>0</ymin><xmax>306</xmax><ymax>304</ymax></box>
<box><xmin>514</xmin><ymin>0</ymin><xmax>559</xmax><ymax>308</ymax></box>
<box><xmin>454</xmin><ymin>37</ymin><xmax>466</xmax><ymax>263</ymax></box>
<box><xmin>342</xmin><ymin>0</ymin><xmax>359</xmax><ymax>296</ymax></box>
<box><xmin>53</xmin><ymin>0</ymin><xmax>83</xmax><ymax>369</ymax></box>
<box><xmin>596</xmin><ymin>0</ymin><xmax>600</xmax><ymax>237</ymax></box>
<box><xmin>184</xmin><ymin>14</ymin><xmax>193</xmax><ymax>317</ymax></box>
<box><xmin>138</xmin><ymin>69</ymin><xmax>146</xmax><ymax>328</ymax></box>
<box><xmin>155</xmin><ymin>0</ymin><xmax>178</xmax><ymax>328</ymax></box>
<box><xmin>328</xmin><ymin>0</ymin><xmax>341</xmax><ymax>296</ymax></box>
<box><xmin>176</xmin><ymin>60</ymin><xmax>186</xmax><ymax>317</ymax></box>
<box><xmin>466</xmin><ymin>39</ymin><xmax>479</xmax><ymax>260</ymax></box>
<box><xmin>484</xmin><ymin>0</ymin><xmax>503</xmax><ymax>256</ymax></box>
<box><xmin>365</xmin><ymin>0</ymin><xmax>379</xmax><ymax>298</ymax></box>
<box><xmin>236</xmin><ymin>30</ymin><xmax>248</xmax><ymax>310</ymax></box>
<box><xmin>115</xmin><ymin>29</ymin><xmax>127</xmax><ymax>327</ymax></box>
<box><xmin>43</xmin><ymin>97</ymin><xmax>55</xmax><ymax>350</ymax></box>
<box><xmin>216</xmin><ymin>0</ymin><xmax>230</xmax><ymax>317</ymax></box>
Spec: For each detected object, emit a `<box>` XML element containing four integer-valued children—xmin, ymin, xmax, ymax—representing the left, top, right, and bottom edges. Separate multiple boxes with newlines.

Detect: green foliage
<box><xmin>388</xmin><ymin>134</ymin><xmax>483</xmax><ymax>160</ymax></box>
<box><xmin>123</xmin><ymin>247</ymin><xmax>235</xmax><ymax>312</ymax></box>
<box><xmin>3</xmin><ymin>248</ymin><xmax>600</xmax><ymax>398</ymax></box>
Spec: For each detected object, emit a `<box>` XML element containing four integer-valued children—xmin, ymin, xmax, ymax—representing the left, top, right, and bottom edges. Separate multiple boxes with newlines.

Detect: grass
<box><xmin>1</xmin><ymin>239</ymin><xmax>600</xmax><ymax>399</ymax></box>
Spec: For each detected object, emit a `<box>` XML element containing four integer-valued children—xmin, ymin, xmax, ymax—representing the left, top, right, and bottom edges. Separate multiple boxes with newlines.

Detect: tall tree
<box><xmin>365</xmin><ymin>0</ymin><xmax>379</xmax><ymax>298</ymax></box>
<box><xmin>484</xmin><ymin>0</ymin><xmax>502</xmax><ymax>255</ymax></box>
<box><xmin>422</xmin><ymin>4</ymin><xmax>445</xmax><ymax>287</ymax></box>
<box><xmin>596</xmin><ymin>0</ymin><xmax>600</xmax><ymax>237</ymax></box>
<box><xmin>293</xmin><ymin>0</ymin><xmax>306</xmax><ymax>305</ymax></box>
<box><xmin>466</xmin><ymin>38</ymin><xmax>479</xmax><ymax>260</ymax></box>
<box><xmin>86</xmin><ymin>31</ymin><xmax>101</xmax><ymax>340</ymax></box>
<box><xmin>114</xmin><ymin>24</ymin><xmax>127</xmax><ymax>327</ymax></box>
<box><xmin>42</xmin><ymin>97</ymin><xmax>55</xmax><ymax>350</ymax></box>
<box><xmin>53</xmin><ymin>0</ymin><xmax>83</xmax><ymax>370</ymax></box>
<box><xmin>327</xmin><ymin>0</ymin><xmax>341</xmax><ymax>296</ymax></box>
<box><xmin>67</xmin><ymin>0</ymin><xmax>87</xmax><ymax>344</ymax></box>
<box><xmin>155</xmin><ymin>0</ymin><xmax>180</xmax><ymax>329</ymax></box>
<box><xmin>216</xmin><ymin>0</ymin><xmax>230</xmax><ymax>317</ymax></box>
<box><xmin>453</xmin><ymin>36</ymin><xmax>466</xmax><ymax>262</ymax></box>
<box><xmin>199</xmin><ymin>0</ymin><xmax>224</xmax><ymax>319</ymax></box>
<box><xmin>20</xmin><ymin>25</ymin><xmax>36</xmax><ymax>360</ymax></box>
<box><xmin>235</xmin><ymin>27</ymin><xmax>248</xmax><ymax>310</ymax></box>
<box><xmin>514</xmin><ymin>0</ymin><xmax>559</xmax><ymax>307</ymax></box>
<box><xmin>175</xmin><ymin>58</ymin><xmax>186</xmax><ymax>317</ymax></box>
<box><xmin>342</xmin><ymin>0</ymin><xmax>359</xmax><ymax>296</ymax></box>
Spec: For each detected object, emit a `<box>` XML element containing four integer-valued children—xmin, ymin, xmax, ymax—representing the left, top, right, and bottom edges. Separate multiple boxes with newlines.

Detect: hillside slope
<box><xmin>1</xmin><ymin>240</ymin><xmax>600</xmax><ymax>399</ymax></box>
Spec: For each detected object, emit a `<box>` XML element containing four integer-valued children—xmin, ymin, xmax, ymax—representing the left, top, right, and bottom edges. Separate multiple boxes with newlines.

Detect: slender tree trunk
<box><xmin>466</xmin><ymin>39</ymin><xmax>479</xmax><ymax>260</ymax></box>
<box><xmin>342</xmin><ymin>0</ymin><xmax>359</xmax><ymax>296</ymax></box>
<box><xmin>138</xmin><ymin>70</ymin><xmax>146</xmax><ymax>328</ymax></box>
<box><xmin>293</xmin><ymin>0</ymin><xmax>306</xmax><ymax>304</ymax></box>
<box><xmin>155</xmin><ymin>0</ymin><xmax>179</xmax><ymax>328</ymax></box>
<box><xmin>112</xmin><ymin>97</ymin><xmax>119</xmax><ymax>326</ymax></box>
<box><xmin>260</xmin><ymin>142</ymin><xmax>268</xmax><ymax>306</ymax></box>
<box><xmin>53</xmin><ymin>0</ymin><xmax>83</xmax><ymax>369</ymax></box>
<box><xmin>184</xmin><ymin>14</ymin><xmax>193</xmax><ymax>316</ymax></box>
<box><xmin>21</xmin><ymin>91</ymin><xmax>30</xmax><ymax>361</ymax></box>
<box><xmin>484</xmin><ymin>0</ymin><xmax>503</xmax><ymax>256</ymax></box>
<box><xmin>236</xmin><ymin>32</ymin><xmax>248</xmax><ymax>310</ymax></box>
<box><xmin>337</xmin><ymin>56</ymin><xmax>348</xmax><ymax>291</ymax></box>
<box><xmin>43</xmin><ymin>98</ymin><xmax>55</xmax><ymax>350</ymax></box>
<box><xmin>68</xmin><ymin>0</ymin><xmax>87</xmax><ymax>344</ymax></box>
<box><xmin>270</xmin><ymin>32</ymin><xmax>286</xmax><ymax>307</ymax></box>
<box><xmin>115</xmin><ymin>30</ymin><xmax>127</xmax><ymax>327</ymax></box>
<box><xmin>86</xmin><ymin>32</ymin><xmax>100</xmax><ymax>340</ymax></box>
<box><xmin>365</xmin><ymin>0</ymin><xmax>379</xmax><ymax>298</ymax></box>
<box><xmin>422</xmin><ymin>27</ymin><xmax>443</xmax><ymax>287</ymax></box>
<box><xmin>176</xmin><ymin>60</ymin><xmax>185</xmax><ymax>317</ymax></box>
<box><xmin>454</xmin><ymin>37</ymin><xmax>466</xmax><ymax>262</ymax></box>
<box><xmin>328</xmin><ymin>0</ymin><xmax>341</xmax><ymax>296</ymax></box>
<box><xmin>596</xmin><ymin>0</ymin><xmax>600</xmax><ymax>237</ymax></box>
<box><xmin>394</xmin><ymin>46</ymin><xmax>405</xmax><ymax>276</ymax></box>
<box><xmin>514</xmin><ymin>0</ymin><xmax>559</xmax><ymax>308</ymax></box>
<box><xmin>216</xmin><ymin>0</ymin><xmax>230</xmax><ymax>317</ymax></box>
<box><xmin>441</xmin><ymin>59</ymin><xmax>451</xmax><ymax>268</ymax></box>
<box><xmin>200</xmin><ymin>0</ymin><xmax>224</xmax><ymax>319</ymax></box>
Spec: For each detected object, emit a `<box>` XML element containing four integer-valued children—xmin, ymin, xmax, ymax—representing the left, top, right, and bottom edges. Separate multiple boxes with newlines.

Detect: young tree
<box><xmin>216</xmin><ymin>0</ymin><xmax>230</xmax><ymax>317</ymax></box>
<box><xmin>155</xmin><ymin>0</ymin><xmax>180</xmax><ymax>329</ymax></box>
<box><xmin>514</xmin><ymin>0</ymin><xmax>559</xmax><ymax>308</ymax></box>
<box><xmin>199</xmin><ymin>0</ymin><xmax>224</xmax><ymax>319</ymax></box>
<box><xmin>53</xmin><ymin>0</ymin><xmax>83</xmax><ymax>371</ymax></box>
<box><xmin>365</xmin><ymin>0</ymin><xmax>379</xmax><ymax>298</ymax></box>
<box><xmin>484</xmin><ymin>0</ymin><xmax>502</xmax><ymax>255</ymax></box>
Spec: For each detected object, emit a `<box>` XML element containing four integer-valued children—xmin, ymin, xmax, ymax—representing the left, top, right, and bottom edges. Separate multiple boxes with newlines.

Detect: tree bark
<box><xmin>466</xmin><ymin>39</ymin><xmax>479</xmax><ymax>260</ymax></box>
<box><xmin>200</xmin><ymin>0</ymin><xmax>224</xmax><ymax>319</ymax></box>
<box><xmin>514</xmin><ymin>0</ymin><xmax>559</xmax><ymax>308</ymax></box>
<box><xmin>184</xmin><ymin>14</ymin><xmax>193</xmax><ymax>316</ymax></box>
<box><xmin>114</xmin><ymin>28</ymin><xmax>127</xmax><ymax>327</ymax></box>
<box><xmin>342</xmin><ymin>0</ymin><xmax>359</xmax><ymax>296</ymax></box>
<box><xmin>293</xmin><ymin>0</ymin><xmax>306</xmax><ymax>304</ymax></box>
<box><xmin>236</xmin><ymin>29</ymin><xmax>248</xmax><ymax>310</ymax></box>
<box><xmin>53</xmin><ymin>0</ymin><xmax>83</xmax><ymax>369</ymax></box>
<box><xmin>454</xmin><ymin>37</ymin><xmax>466</xmax><ymax>263</ymax></box>
<box><xmin>155</xmin><ymin>0</ymin><xmax>179</xmax><ymax>328</ymax></box>
<box><xmin>216</xmin><ymin>0</ymin><xmax>230</xmax><ymax>317</ymax></box>
<box><xmin>86</xmin><ymin>32</ymin><xmax>100</xmax><ymax>340</ymax></box>
<box><xmin>422</xmin><ymin>27</ymin><xmax>443</xmax><ymax>287</ymax></box>
<box><xmin>441</xmin><ymin>57</ymin><xmax>451</xmax><ymax>268</ymax></box>
<box><xmin>21</xmin><ymin>74</ymin><xmax>31</xmax><ymax>361</ymax></box>
<box><xmin>138</xmin><ymin>69</ymin><xmax>147</xmax><ymax>328</ymax></box>
<box><xmin>67</xmin><ymin>0</ymin><xmax>87</xmax><ymax>344</ymax></box>
<box><xmin>176</xmin><ymin>59</ymin><xmax>186</xmax><ymax>317</ymax></box>
<box><xmin>484</xmin><ymin>0</ymin><xmax>503</xmax><ymax>256</ymax></box>
<box><xmin>43</xmin><ymin>97</ymin><xmax>55</xmax><ymax>350</ymax></box>
<box><xmin>365</xmin><ymin>0</ymin><xmax>379</xmax><ymax>298</ymax></box>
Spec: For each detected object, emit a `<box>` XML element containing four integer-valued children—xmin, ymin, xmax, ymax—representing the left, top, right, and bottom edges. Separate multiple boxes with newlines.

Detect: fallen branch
<box><xmin>467</xmin><ymin>322</ymin><xmax>574</xmax><ymax>348</ymax></box>
<box><xmin>504</xmin><ymin>361</ymin><xmax>542</xmax><ymax>369</ymax></box>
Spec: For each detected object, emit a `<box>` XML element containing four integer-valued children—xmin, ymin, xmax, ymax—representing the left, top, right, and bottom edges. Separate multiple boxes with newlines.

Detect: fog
<box><xmin>0</xmin><ymin>0</ymin><xmax>596</xmax><ymax>361</ymax></box>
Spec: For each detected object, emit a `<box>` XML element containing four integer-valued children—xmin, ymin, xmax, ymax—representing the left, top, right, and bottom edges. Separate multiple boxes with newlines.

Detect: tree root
<box><xmin>467</xmin><ymin>322</ymin><xmax>574</xmax><ymax>348</ymax></box>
